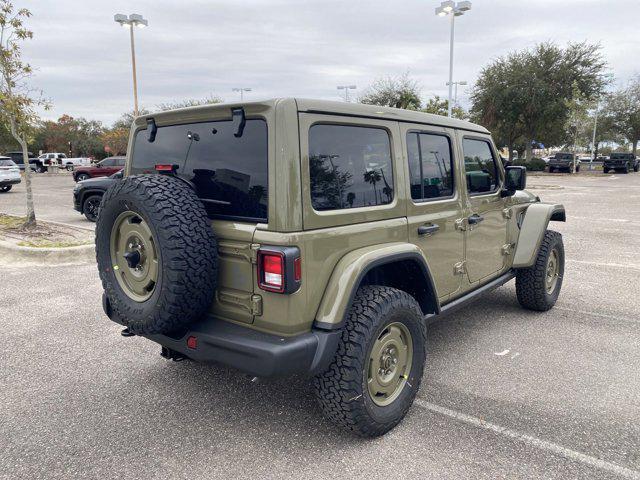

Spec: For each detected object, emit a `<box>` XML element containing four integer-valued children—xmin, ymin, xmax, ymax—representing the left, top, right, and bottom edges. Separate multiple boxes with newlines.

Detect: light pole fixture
<box><xmin>435</xmin><ymin>1</ymin><xmax>472</xmax><ymax>118</ymax></box>
<box><xmin>232</xmin><ymin>87</ymin><xmax>252</xmax><ymax>101</ymax></box>
<box><xmin>446</xmin><ymin>80</ymin><xmax>467</xmax><ymax>107</ymax></box>
<box><xmin>337</xmin><ymin>85</ymin><xmax>357</xmax><ymax>102</ymax></box>
<box><xmin>114</xmin><ymin>14</ymin><xmax>148</xmax><ymax>117</ymax></box>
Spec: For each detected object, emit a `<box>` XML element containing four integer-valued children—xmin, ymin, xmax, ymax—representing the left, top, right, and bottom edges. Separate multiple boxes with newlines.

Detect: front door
<box><xmin>403</xmin><ymin>125</ymin><xmax>465</xmax><ymax>300</ymax></box>
<box><xmin>459</xmin><ymin>134</ymin><xmax>509</xmax><ymax>283</ymax></box>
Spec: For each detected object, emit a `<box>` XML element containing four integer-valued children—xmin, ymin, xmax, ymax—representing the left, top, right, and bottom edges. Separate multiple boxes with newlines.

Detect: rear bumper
<box><xmin>102</xmin><ymin>293</ymin><xmax>341</xmax><ymax>378</ymax></box>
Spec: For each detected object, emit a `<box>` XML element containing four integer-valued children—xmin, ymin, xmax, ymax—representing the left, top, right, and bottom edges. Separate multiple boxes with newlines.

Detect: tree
<box><xmin>33</xmin><ymin>114</ymin><xmax>105</xmax><ymax>158</ymax></box>
<box><xmin>606</xmin><ymin>77</ymin><xmax>640</xmax><ymax>155</ymax></box>
<box><xmin>471</xmin><ymin>42</ymin><xmax>607</xmax><ymax>161</ymax></box>
<box><xmin>0</xmin><ymin>1</ymin><xmax>49</xmax><ymax>227</ymax></box>
<box><xmin>360</xmin><ymin>73</ymin><xmax>422</xmax><ymax>110</ymax></box>
<box><xmin>422</xmin><ymin>95</ymin><xmax>467</xmax><ymax>120</ymax></box>
<box><xmin>100</xmin><ymin>128</ymin><xmax>129</xmax><ymax>156</ymax></box>
<box><xmin>156</xmin><ymin>96</ymin><xmax>223</xmax><ymax>112</ymax></box>
<box><xmin>363</xmin><ymin>169</ymin><xmax>381</xmax><ymax>205</ymax></box>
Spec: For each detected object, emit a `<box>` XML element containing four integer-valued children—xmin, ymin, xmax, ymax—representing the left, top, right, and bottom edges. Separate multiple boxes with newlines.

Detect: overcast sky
<box><xmin>20</xmin><ymin>0</ymin><xmax>640</xmax><ymax>125</ymax></box>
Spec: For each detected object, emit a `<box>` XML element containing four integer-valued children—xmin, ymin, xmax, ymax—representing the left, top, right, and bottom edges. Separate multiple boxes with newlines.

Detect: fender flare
<box><xmin>313</xmin><ymin>243</ymin><xmax>439</xmax><ymax>331</ymax></box>
<box><xmin>513</xmin><ymin>203</ymin><xmax>565</xmax><ymax>268</ymax></box>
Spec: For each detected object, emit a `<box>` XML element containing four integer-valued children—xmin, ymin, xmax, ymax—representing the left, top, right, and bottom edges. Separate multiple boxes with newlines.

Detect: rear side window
<box><xmin>0</xmin><ymin>159</ymin><xmax>15</xmax><ymax>167</ymax></box>
<box><xmin>406</xmin><ymin>132</ymin><xmax>454</xmax><ymax>201</ymax></box>
<box><xmin>462</xmin><ymin>138</ymin><xmax>499</xmax><ymax>194</ymax></box>
<box><xmin>116</xmin><ymin>158</ymin><xmax>126</xmax><ymax>167</ymax></box>
<box><xmin>130</xmin><ymin>119</ymin><xmax>268</xmax><ymax>222</ymax></box>
<box><xmin>309</xmin><ymin>124</ymin><xmax>394</xmax><ymax>211</ymax></box>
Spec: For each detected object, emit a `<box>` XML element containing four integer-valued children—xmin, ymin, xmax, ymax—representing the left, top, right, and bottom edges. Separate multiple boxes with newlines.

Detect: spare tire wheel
<box><xmin>96</xmin><ymin>174</ymin><xmax>218</xmax><ymax>335</ymax></box>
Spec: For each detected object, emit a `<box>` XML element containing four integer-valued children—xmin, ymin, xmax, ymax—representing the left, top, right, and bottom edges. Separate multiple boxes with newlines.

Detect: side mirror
<box><xmin>502</xmin><ymin>166</ymin><xmax>526</xmax><ymax>196</ymax></box>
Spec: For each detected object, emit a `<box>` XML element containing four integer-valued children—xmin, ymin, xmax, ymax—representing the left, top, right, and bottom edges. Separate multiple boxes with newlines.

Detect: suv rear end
<box><xmin>604</xmin><ymin>153</ymin><xmax>638</xmax><ymax>173</ymax></box>
<box><xmin>548</xmin><ymin>153</ymin><xmax>579</xmax><ymax>173</ymax></box>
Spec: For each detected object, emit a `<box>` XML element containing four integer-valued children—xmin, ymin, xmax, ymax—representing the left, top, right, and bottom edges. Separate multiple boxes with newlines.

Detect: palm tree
<box><xmin>363</xmin><ymin>169</ymin><xmax>382</xmax><ymax>205</ymax></box>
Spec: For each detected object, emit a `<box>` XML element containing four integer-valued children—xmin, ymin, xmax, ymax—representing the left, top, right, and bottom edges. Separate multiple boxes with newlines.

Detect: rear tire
<box><xmin>634</xmin><ymin>163</ymin><xmax>639</xmax><ymax>172</ymax></box>
<box><xmin>516</xmin><ymin>230</ymin><xmax>564</xmax><ymax>312</ymax></box>
<box><xmin>76</xmin><ymin>173</ymin><xmax>90</xmax><ymax>182</ymax></box>
<box><xmin>603</xmin><ymin>168</ymin><xmax>609</xmax><ymax>174</ymax></box>
<box><xmin>313</xmin><ymin>286</ymin><xmax>427</xmax><ymax>437</ymax></box>
<box><xmin>623</xmin><ymin>164</ymin><xmax>630</xmax><ymax>174</ymax></box>
<box><xmin>0</xmin><ymin>185</ymin><xmax>12</xmax><ymax>193</ymax></box>
<box><xmin>549</xmin><ymin>167</ymin><xmax>554</xmax><ymax>173</ymax></box>
<box><xmin>66</xmin><ymin>164</ymin><xmax>74</xmax><ymax>172</ymax></box>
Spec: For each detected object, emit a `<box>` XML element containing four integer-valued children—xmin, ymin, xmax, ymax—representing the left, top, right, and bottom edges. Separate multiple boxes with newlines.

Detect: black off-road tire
<box><xmin>96</xmin><ymin>174</ymin><xmax>218</xmax><ymax>335</ymax></box>
<box><xmin>516</xmin><ymin>230</ymin><xmax>564</xmax><ymax>312</ymax></box>
<box><xmin>313</xmin><ymin>286</ymin><xmax>427</xmax><ymax>437</ymax></box>
<box><xmin>634</xmin><ymin>163</ymin><xmax>639</xmax><ymax>173</ymax></box>
<box><xmin>603</xmin><ymin>168</ymin><xmax>609</xmax><ymax>174</ymax></box>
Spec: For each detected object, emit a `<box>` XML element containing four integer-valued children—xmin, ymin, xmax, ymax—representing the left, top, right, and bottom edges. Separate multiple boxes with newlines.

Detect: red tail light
<box><xmin>155</xmin><ymin>164</ymin><xmax>174</xmax><ymax>172</ymax></box>
<box><xmin>257</xmin><ymin>247</ymin><xmax>301</xmax><ymax>294</ymax></box>
<box><xmin>258</xmin><ymin>251</ymin><xmax>285</xmax><ymax>292</ymax></box>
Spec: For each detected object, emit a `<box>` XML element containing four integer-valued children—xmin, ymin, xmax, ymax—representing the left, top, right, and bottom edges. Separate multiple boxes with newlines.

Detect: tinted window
<box><xmin>555</xmin><ymin>153</ymin><xmax>573</xmax><ymax>160</ymax></box>
<box><xmin>309</xmin><ymin>124</ymin><xmax>393</xmax><ymax>210</ymax></box>
<box><xmin>0</xmin><ymin>159</ymin><xmax>15</xmax><ymax>167</ymax></box>
<box><xmin>130</xmin><ymin>119</ymin><xmax>268</xmax><ymax>222</ymax></box>
<box><xmin>407</xmin><ymin>132</ymin><xmax>454</xmax><ymax>201</ymax></box>
<box><xmin>610</xmin><ymin>153</ymin><xmax>632</xmax><ymax>160</ymax></box>
<box><xmin>100</xmin><ymin>158</ymin><xmax>115</xmax><ymax>167</ymax></box>
<box><xmin>116</xmin><ymin>158</ymin><xmax>126</xmax><ymax>167</ymax></box>
<box><xmin>462</xmin><ymin>138</ymin><xmax>499</xmax><ymax>194</ymax></box>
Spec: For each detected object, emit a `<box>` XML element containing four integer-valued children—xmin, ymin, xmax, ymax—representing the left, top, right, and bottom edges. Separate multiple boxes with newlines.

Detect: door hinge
<box><xmin>251</xmin><ymin>294</ymin><xmax>263</xmax><ymax>316</ymax></box>
<box><xmin>250</xmin><ymin>243</ymin><xmax>260</xmax><ymax>264</ymax></box>
<box><xmin>502</xmin><ymin>208</ymin><xmax>512</xmax><ymax>219</ymax></box>
<box><xmin>454</xmin><ymin>218</ymin><xmax>467</xmax><ymax>232</ymax></box>
<box><xmin>454</xmin><ymin>261</ymin><xmax>466</xmax><ymax>275</ymax></box>
<box><xmin>501</xmin><ymin>243</ymin><xmax>514</xmax><ymax>256</ymax></box>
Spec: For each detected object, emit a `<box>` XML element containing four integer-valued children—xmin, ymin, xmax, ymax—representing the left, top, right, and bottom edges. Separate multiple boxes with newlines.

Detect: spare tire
<box><xmin>96</xmin><ymin>174</ymin><xmax>218</xmax><ymax>335</ymax></box>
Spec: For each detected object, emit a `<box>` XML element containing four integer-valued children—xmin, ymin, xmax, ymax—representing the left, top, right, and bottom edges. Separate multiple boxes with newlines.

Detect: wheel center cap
<box><xmin>123</xmin><ymin>250</ymin><xmax>142</xmax><ymax>269</ymax></box>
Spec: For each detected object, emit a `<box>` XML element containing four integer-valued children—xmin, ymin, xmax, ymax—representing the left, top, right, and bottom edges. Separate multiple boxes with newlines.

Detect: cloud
<box><xmin>19</xmin><ymin>0</ymin><xmax>640</xmax><ymax>125</ymax></box>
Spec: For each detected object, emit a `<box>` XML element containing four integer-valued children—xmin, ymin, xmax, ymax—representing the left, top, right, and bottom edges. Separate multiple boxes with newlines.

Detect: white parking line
<box><xmin>567</xmin><ymin>259</ymin><xmax>640</xmax><ymax>271</ymax></box>
<box><xmin>415</xmin><ymin>400</ymin><xmax>640</xmax><ymax>479</ymax></box>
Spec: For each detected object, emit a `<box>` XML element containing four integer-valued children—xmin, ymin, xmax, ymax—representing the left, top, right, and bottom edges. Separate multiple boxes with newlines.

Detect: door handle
<box><xmin>468</xmin><ymin>214</ymin><xmax>484</xmax><ymax>225</ymax></box>
<box><xmin>417</xmin><ymin>224</ymin><xmax>440</xmax><ymax>236</ymax></box>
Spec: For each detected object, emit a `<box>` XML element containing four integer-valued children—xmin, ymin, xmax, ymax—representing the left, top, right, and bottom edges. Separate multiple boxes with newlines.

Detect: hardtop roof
<box><xmin>137</xmin><ymin>98</ymin><xmax>490</xmax><ymax>135</ymax></box>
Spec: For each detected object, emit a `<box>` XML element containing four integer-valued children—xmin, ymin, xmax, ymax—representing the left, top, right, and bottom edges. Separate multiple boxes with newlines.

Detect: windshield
<box><xmin>130</xmin><ymin>118</ymin><xmax>268</xmax><ymax>222</ymax></box>
<box><xmin>610</xmin><ymin>154</ymin><xmax>630</xmax><ymax>160</ymax></box>
<box><xmin>555</xmin><ymin>153</ymin><xmax>573</xmax><ymax>160</ymax></box>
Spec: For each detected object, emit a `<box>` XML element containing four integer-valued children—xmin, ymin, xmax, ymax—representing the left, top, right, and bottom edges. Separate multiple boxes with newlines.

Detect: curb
<box><xmin>0</xmin><ymin>239</ymin><xmax>95</xmax><ymax>266</ymax></box>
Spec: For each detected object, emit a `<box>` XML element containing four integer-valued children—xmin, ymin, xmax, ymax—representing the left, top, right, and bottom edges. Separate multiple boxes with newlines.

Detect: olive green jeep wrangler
<box><xmin>96</xmin><ymin>99</ymin><xmax>566</xmax><ymax>437</ymax></box>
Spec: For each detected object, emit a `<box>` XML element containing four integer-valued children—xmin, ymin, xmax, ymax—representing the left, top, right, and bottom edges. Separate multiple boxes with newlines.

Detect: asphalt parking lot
<box><xmin>1</xmin><ymin>172</ymin><xmax>639</xmax><ymax>479</ymax></box>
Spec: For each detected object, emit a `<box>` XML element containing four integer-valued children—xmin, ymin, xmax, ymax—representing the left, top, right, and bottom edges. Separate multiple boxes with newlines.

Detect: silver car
<box><xmin>0</xmin><ymin>157</ymin><xmax>21</xmax><ymax>193</ymax></box>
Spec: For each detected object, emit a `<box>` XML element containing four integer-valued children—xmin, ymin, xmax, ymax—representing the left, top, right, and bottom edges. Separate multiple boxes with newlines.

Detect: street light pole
<box><xmin>114</xmin><ymin>14</ymin><xmax>148</xmax><ymax>117</ymax></box>
<box><xmin>435</xmin><ymin>1</ymin><xmax>472</xmax><ymax>118</ymax></box>
<box><xmin>446</xmin><ymin>80</ymin><xmax>467</xmax><ymax>107</ymax></box>
<box><xmin>337</xmin><ymin>85</ymin><xmax>357</xmax><ymax>102</ymax></box>
<box><xmin>129</xmin><ymin>24</ymin><xmax>139</xmax><ymax>116</ymax></box>
<box><xmin>232</xmin><ymin>87</ymin><xmax>252</xmax><ymax>101</ymax></box>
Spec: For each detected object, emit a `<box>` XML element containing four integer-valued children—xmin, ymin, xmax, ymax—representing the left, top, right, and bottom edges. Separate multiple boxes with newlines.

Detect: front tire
<box><xmin>0</xmin><ymin>185</ymin><xmax>12</xmax><ymax>193</ymax></box>
<box><xmin>516</xmin><ymin>230</ymin><xmax>564</xmax><ymax>312</ymax></box>
<box><xmin>82</xmin><ymin>194</ymin><xmax>102</xmax><ymax>222</ymax></box>
<box><xmin>66</xmin><ymin>164</ymin><xmax>74</xmax><ymax>172</ymax></box>
<box><xmin>313</xmin><ymin>286</ymin><xmax>427</xmax><ymax>437</ymax></box>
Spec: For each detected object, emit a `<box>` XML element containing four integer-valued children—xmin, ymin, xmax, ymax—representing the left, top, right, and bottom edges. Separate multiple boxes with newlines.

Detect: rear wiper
<box><xmin>147</xmin><ymin>118</ymin><xmax>157</xmax><ymax>142</ymax></box>
<box><xmin>232</xmin><ymin>108</ymin><xmax>246</xmax><ymax>138</ymax></box>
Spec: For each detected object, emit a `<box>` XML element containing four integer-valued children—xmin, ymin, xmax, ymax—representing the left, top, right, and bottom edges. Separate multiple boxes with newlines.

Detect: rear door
<box><xmin>401</xmin><ymin>124</ymin><xmax>465</xmax><ymax>300</ymax></box>
<box><xmin>129</xmin><ymin>116</ymin><xmax>270</xmax><ymax>325</ymax></box>
<box><xmin>459</xmin><ymin>134</ymin><xmax>509</xmax><ymax>284</ymax></box>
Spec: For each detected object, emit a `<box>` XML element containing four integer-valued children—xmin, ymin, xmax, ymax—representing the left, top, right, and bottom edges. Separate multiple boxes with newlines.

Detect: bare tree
<box><xmin>0</xmin><ymin>1</ymin><xmax>49</xmax><ymax>227</ymax></box>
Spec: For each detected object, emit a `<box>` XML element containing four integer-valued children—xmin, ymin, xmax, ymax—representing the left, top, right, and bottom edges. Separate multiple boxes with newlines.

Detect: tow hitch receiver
<box><xmin>161</xmin><ymin>346</ymin><xmax>187</xmax><ymax>362</ymax></box>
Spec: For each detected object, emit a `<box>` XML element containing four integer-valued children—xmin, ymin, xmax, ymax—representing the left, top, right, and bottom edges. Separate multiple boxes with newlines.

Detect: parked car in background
<box><xmin>73</xmin><ymin>156</ymin><xmax>126</xmax><ymax>182</ymax></box>
<box><xmin>548</xmin><ymin>153</ymin><xmax>580</xmax><ymax>173</ymax></box>
<box><xmin>3</xmin><ymin>151</ymin><xmax>38</xmax><ymax>172</ymax></box>
<box><xmin>603</xmin><ymin>153</ymin><xmax>638</xmax><ymax>174</ymax></box>
<box><xmin>38</xmin><ymin>152</ymin><xmax>92</xmax><ymax>171</ymax></box>
<box><xmin>73</xmin><ymin>170</ymin><xmax>123</xmax><ymax>221</ymax></box>
<box><xmin>0</xmin><ymin>157</ymin><xmax>21</xmax><ymax>192</ymax></box>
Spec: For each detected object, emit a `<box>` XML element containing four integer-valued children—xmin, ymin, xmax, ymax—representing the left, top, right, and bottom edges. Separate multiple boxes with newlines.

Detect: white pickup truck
<box><xmin>37</xmin><ymin>153</ymin><xmax>92</xmax><ymax>172</ymax></box>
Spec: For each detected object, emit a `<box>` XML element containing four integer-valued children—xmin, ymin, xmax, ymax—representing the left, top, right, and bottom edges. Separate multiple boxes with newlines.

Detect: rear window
<box><xmin>0</xmin><ymin>159</ymin><xmax>15</xmax><ymax>167</ymax></box>
<box><xmin>130</xmin><ymin>119</ymin><xmax>268</xmax><ymax>222</ymax></box>
<box><xmin>308</xmin><ymin>124</ymin><xmax>394</xmax><ymax>211</ymax></box>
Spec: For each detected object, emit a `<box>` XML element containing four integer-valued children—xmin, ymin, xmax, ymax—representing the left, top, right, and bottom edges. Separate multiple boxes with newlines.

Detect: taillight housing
<box><xmin>257</xmin><ymin>246</ymin><xmax>301</xmax><ymax>294</ymax></box>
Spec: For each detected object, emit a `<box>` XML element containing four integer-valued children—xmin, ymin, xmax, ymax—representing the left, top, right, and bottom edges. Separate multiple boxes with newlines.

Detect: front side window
<box><xmin>309</xmin><ymin>124</ymin><xmax>394</xmax><ymax>211</ymax></box>
<box><xmin>407</xmin><ymin>132</ymin><xmax>454</xmax><ymax>201</ymax></box>
<box><xmin>462</xmin><ymin>138</ymin><xmax>499</xmax><ymax>194</ymax></box>
<box><xmin>130</xmin><ymin>119</ymin><xmax>268</xmax><ymax>222</ymax></box>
